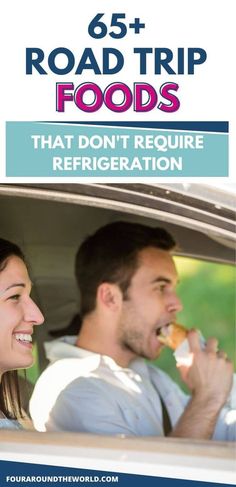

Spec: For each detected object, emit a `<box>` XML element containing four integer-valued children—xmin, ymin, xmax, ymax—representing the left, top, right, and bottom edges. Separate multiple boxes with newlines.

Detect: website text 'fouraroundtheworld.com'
<box><xmin>5</xmin><ymin>475</ymin><xmax>119</xmax><ymax>483</ymax></box>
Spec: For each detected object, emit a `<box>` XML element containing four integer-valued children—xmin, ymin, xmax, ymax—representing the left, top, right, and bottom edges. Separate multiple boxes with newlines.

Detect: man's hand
<box><xmin>170</xmin><ymin>329</ymin><xmax>233</xmax><ymax>439</ymax></box>
<box><xmin>178</xmin><ymin>329</ymin><xmax>233</xmax><ymax>408</ymax></box>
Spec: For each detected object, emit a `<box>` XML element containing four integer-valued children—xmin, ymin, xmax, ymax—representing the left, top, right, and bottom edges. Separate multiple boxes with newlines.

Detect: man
<box><xmin>30</xmin><ymin>221</ymin><xmax>235</xmax><ymax>440</ymax></box>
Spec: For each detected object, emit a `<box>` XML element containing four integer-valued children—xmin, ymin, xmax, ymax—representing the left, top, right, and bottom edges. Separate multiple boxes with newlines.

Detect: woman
<box><xmin>0</xmin><ymin>238</ymin><xmax>44</xmax><ymax>429</ymax></box>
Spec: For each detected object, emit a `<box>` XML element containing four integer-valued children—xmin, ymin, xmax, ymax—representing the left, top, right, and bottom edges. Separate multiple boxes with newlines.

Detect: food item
<box><xmin>157</xmin><ymin>323</ymin><xmax>187</xmax><ymax>350</ymax></box>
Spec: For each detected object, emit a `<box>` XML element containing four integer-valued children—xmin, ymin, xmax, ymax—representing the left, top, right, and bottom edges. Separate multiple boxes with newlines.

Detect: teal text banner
<box><xmin>6</xmin><ymin>122</ymin><xmax>228</xmax><ymax>177</ymax></box>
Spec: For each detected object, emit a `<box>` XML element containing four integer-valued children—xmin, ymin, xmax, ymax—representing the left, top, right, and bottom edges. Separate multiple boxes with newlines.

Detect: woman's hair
<box><xmin>0</xmin><ymin>238</ymin><xmax>26</xmax><ymax>419</ymax></box>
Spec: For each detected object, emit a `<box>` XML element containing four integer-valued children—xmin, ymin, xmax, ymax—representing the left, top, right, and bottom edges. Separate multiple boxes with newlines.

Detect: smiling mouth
<box><xmin>14</xmin><ymin>333</ymin><xmax>32</xmax><ymax>344</ymax></box>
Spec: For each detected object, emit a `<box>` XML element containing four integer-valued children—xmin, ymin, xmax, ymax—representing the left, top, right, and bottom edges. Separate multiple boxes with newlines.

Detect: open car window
<box><xmin>0</xmin><ymin>182</ymin><xmax>235</xmax><ymax>483</ymax></box>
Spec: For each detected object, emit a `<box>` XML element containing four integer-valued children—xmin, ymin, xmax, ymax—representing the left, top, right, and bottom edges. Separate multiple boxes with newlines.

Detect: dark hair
<box><xmin>75</xmin><ymin>221</ymin><xmax>176</xmax><ymax>318</ymax></box>
<box><xmin>0</xmin><ymin>238</ymin><xmax>25</xmax><ymax>272</ymax></box>
<box><xmin>0</xmin><ymin>238</ymin><xmax>26</xmax><ymax>419</ymax></box>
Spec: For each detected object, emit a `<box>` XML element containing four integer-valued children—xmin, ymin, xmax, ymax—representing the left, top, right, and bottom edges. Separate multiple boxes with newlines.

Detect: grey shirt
<box><xmin>0</xmin><ymin>418</ymin><xmax>23</xmax><ymax>430</ymax></box>
<box><xmin>30</xmin><ymin>336</ymin><xmax>236</xmax><ymax>440</ymax></box>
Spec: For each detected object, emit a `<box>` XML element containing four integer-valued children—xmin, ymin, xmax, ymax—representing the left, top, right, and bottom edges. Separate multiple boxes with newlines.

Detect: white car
<box><xmin>0</xmin><ymin>182</ymin><xmax>235</xmax><ymax>485</ymax></box>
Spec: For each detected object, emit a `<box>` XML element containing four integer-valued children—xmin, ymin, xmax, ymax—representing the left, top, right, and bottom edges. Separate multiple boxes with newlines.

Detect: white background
<box><xmin>0</xmin><ymin>0</ymin><xmax>235</xmax><ymax>181</ymax></box>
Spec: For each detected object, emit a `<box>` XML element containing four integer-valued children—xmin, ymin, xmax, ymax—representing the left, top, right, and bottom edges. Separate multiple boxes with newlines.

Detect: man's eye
<box><xmin>8</xmin><ymin>294</ymin><xmax>20</xmax><ymax>301</ymax></box>
<box><xmin>154</xmin><ymin>285</ymin><xmax>166</xmax><ymax>292</ymax></box>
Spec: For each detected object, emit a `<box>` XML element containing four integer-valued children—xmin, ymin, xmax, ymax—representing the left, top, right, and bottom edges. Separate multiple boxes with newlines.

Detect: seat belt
<box><xmin>147</xmin><ymin>365</ymin><xmax>172</xmax><ymax>436</ymax></box>
<box><xmin>159</xmin><ymin>394</ymin><xmax>172</xmax><ymax>436</ymax></box>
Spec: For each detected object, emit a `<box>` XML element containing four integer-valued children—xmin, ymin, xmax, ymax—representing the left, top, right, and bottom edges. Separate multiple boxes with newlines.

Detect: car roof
<box><xmin>0</xmin><ymin>182</ymin><xmax>235</xmax><ymax>261</ymax></box>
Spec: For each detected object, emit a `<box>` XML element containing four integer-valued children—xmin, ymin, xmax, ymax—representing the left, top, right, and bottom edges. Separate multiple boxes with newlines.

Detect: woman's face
<box><xmin>0</xmin><ymin>255</ymin><xmax>44</xmax><ymax>375</ymax></box>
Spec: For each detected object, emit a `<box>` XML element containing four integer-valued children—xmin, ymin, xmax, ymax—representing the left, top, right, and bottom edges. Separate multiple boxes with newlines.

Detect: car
<box><xmin>0</xmin><ymin>182</ymin><xmax>235</xmax><ymax>484</ymax></box>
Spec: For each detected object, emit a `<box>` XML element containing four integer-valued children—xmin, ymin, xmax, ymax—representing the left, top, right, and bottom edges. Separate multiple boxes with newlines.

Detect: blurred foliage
<box><xmin>19</xmin><ymin>342</ymin><xmax>40</xmax><ymax>385</ymax></box>
<box><xmin>152</xmin><ymin>257</ymin><xmax>236</xmax><ymax>391</ymax></box>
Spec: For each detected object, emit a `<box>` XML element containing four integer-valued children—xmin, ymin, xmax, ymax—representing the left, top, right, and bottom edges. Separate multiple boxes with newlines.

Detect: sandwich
<box><xmin>157</xmin><ymin>323</ymin><xmax>187</xmax><ymax>350</ymax></box>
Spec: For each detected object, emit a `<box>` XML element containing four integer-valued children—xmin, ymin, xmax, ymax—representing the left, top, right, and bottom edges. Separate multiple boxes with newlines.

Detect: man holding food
<box><xmin>30</xmin><ymin>221</ymin><xmax>235</xmax><ymax>440</ymax></box>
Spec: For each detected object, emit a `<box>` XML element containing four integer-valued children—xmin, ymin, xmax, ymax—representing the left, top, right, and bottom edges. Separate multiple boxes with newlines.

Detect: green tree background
<box><xmin>153</xmin><ymin>257</ymin><xmax>236</xmax><ymax>390</ymax></box>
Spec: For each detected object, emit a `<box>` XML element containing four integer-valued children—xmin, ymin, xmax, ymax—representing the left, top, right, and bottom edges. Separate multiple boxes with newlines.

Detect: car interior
<box><xmin>0</xmin><ymin>182</ymin><xmax>235</xmax><ymax>372</ymax></box>
<box><xmin>0</xmin><ymin>182</ymin><xmax>235</xmax><ymax>481</ymax></box>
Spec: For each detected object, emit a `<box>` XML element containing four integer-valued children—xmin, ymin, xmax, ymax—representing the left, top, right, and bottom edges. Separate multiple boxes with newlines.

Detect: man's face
<box><xmin>118</xmin><ymin>247</ymin><xmax>182</xmax><ymax>362</ymax></box>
